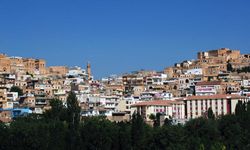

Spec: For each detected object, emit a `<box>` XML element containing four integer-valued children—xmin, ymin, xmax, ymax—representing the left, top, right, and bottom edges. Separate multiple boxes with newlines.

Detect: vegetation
<box><xmin>226</xmin><ymin>62</ymin><xmax>233</xmax><ymax>72</ymax></box>
<box><xmin>227</xmin><ymin>62</ymin><xmax>250</xmax><ymax>73</ymax></box>
<box><xmin>230</xmin><ymin>66</ymin><xmax>250</xmax><ymax>73</ymax></box>
<box><xmin>10</xmin><ymin>86</ymin><xmax>24</xmax><ymax>96</ymax></box>
<box><xmin>1</xmin><ymin>93</ymin><xmax>250</xmax><ymax>150</ymax></box>
<box><xmin>235</xmin><ymin>66</ymin><xmax>250</xmax><ymax>73</ymax></box>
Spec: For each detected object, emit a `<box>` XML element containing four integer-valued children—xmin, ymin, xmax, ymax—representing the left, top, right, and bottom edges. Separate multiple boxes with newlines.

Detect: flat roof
<box><xmin>178</xmin><ymin>94</ymin><xmax>247</xmax><ymax>101</ymax></box>
<box><xmin>131</xmin><ymin>100</ymin><xmax>184</xmax><ymax>107</ymax></box>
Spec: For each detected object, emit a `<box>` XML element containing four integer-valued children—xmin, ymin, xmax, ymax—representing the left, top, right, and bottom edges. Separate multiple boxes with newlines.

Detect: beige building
<box><xmin>197</xmin><ymin>48</ymin><xmax>240</xmax><ymax>61</ymax></box>
<box><xmin>23</xmin><ymin>58</ymin><xmax>36</xmax><ymax>74</ymax></box>
<box><xmin>107</xmin><ymin>112</ymin><xmax>130</xmax><ymax>122</ymax></box>
<box><xmin>0</xmin><ymin>54</ymin><xmax>47</xmax><ymax>75</ymax></box>
<box><xmin>104</xmin><ymin>84</ymin><xmax>124</xmax><ymax>97</ymax></box>
<box><xmin>180</xmin><ymin>94</ymin><xmax>248</xmax><ymax>119</ymax></box>
<box><xmin>48</xmin><ymin>66</ymin><xmax>69</xmax><ymax>76</ymax></box>
<box><xmin>195</xmin><ymin>81</ymin><xmax>225</xmax><ymax>96</ymax></box>
<box><xmin>0</xmin><ymin>110</ymin><xmax>12</xmax><ymax>123</ymax></box>
<box><xmin>133</xmin><ymin>85</ymin><xmax>145</xmax><ymax>97</ymax></box>
<box><xmin>131</xmin><ymin>100</ymin><xmax>185</xmax><ymax>121</ymax></box>
<box><xmin>35</xmin><ymin>59</ymin><xmax>46</xmax><ymax>74</ymax></box>
<box><xmin>0</xmin><ymin>88</ymin><xmax>7</xmax><ymax>109</ymax></box>
<box><xmin>0</xmin><ymin>54</ymin><xmax>11</xmax><ymax>73</ymax></box>
<box><xmin>10</xmin><ymin>57</ymin><xmax>25</xmax><ymax>73</ymax></box>
<box><xmin>22</xmin><ymin>94</ymin><xmax>36</xmax><ymax>108</ymax></box>
<box><xmin>164</xmin><ymin>67</ymin><xmax>174</xmax><ymax>79</ymax></box>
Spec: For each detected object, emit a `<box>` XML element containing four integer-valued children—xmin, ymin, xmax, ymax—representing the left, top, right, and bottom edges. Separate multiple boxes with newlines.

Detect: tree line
<box><xmin>1</xmin><ymin>92</ymin><xmax>250</xmax><ymax>150</ymax></box>
<box><xmin>227</xmin><ymin>62</ymin><xmax>250</xmax><ymax>73</ymax></box>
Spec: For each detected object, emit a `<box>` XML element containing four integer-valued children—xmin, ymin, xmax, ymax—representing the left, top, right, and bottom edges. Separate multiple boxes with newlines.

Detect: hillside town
<box><xmin>0</xmin><ymin>48</ymin><xmax>250</xmax><ymax>124</ymax></box>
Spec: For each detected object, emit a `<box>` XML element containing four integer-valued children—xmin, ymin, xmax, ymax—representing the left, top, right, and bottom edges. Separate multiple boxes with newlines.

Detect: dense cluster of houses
<box><xmin>0</xmin><ymin>48</ymin><xmax>250</xmax><ymax>124</ymax></box>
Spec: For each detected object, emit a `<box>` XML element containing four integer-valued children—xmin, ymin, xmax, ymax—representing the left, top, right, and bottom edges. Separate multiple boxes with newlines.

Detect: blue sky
<box><xmin>0</xmin><ymin>0</ymin><xmax>250</xmax><ymax>78</ymax></box>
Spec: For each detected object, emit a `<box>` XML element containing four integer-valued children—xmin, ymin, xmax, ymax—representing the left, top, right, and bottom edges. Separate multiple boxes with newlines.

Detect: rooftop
<box><xmin>178</xmin><ymin>94</ymin><xmax>246</xmax><ymax>101</ymax></box>
<box><xmin>196</xmin><ymin>81</ymin><xmax>222</xmax><ymax>86</ymax></box>
<box><xmin>131</xmin><ymin>100</ymin><xmax>184</xmax><ymax>107</ymax></box>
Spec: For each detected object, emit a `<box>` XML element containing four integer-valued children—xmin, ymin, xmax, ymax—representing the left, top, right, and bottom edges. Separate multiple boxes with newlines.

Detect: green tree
<box><xmin>207</xmin><ymin>107</ymin><xmax>215</xmax><ymax>119</ymax></box>
<box><xmin>45</xmin><ymin>99</ymin><xmax>66</xmax><ymax>121</ymax></box>
<box><xmin>10</xmin><ymin>86</ymin><xmax>23</xmax><ymax>96</ymax></box>
<box><xmin>117</xmin><ymin>122</ymin><xmax>132</xmax><ymax>150</ymax></box>
<box><xmin>227</xmin><ymin>62</ymin><xmax>233</xmax><ymax>72</ymax></box>
<box><xmin>65</xmin><ymin>91</ymin><xmax>81</xmax><ymax>150</ymax></box>
<box><xmin>0</xmin><ymin>122</ymin><xmax>9</xmax><ymax>150</ymax></box>
<box><xmin>9</xmin><ymin>116</ymin><xmax>50</xmax><ymax>150</ymax></box>
<box><xmin>185</xmin><ymin>117</ymin><xmax>220</xmax><ymax>150</ymax></box>
<box><xmin>149</xmin><ymin>113</ymin><xmax>163</xmax><ymax>127</ymax></box>
<box><xmin>147</xmin><ymin>125</ymin><xmax>185</xmax><ymax>150</ymax></box>
<box><xmin>47</xmin><ymin>121</ymin><xmax>67</xmax><ymax>150</ymax></box>
<box><xmin>244</xmin><ymin>102</ymin><xmax>250</xmax><ymax>149</ymax></box>
<box><xmin>154</xmin><ymin>113</ymin><xmax>162</xmax><ymax>127</ymax></box>
<box><xmin>164</xmin><ymin>116</ymin><xmax>173</xmax><ymax>126</ymax></box>
<box><xmin>236</xmin><ymin>66</ymin><xmax>250</xmax><ymax>73</ymax></box>
<box><xmin>235</xmin><ymin>101</ymin><xmax>246</xmax><ymax>123</ymax></box>
<box><xmin>80</xmin><ymin>116</ymin><xmax>120</xmax><ymax>150</ymax></box>
<box><xmin>149</xmin><ymin>114</ymin><xmax>156</xmax><ymax>121</ymax></box>
<box><xmin>219</xmin><ymin>115</ymin><xmax>243</xmax><ymax>149</ymax></box>
<box><xmin>66</xmin><ymin>91</ymin><xmax>81</xmax><ymax>127</ymax></box>
<box><xmin>131</xmin><ymin>112</ymin><xmax>145</xmax><ymax>150</ymax></box>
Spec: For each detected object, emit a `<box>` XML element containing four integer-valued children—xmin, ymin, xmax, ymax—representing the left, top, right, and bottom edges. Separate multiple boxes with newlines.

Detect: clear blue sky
<box><xmin>0</xmin><ymin>0</ymin><xmax>250</xmax><ymax>78</ymax></box>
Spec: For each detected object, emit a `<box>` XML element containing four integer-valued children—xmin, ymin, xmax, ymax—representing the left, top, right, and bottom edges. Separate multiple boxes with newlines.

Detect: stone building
<box><xmin>0</xmin><ymin>54</ymin><xmax>47</xmax><ymax>75</ymax></box>
<box><xmin>48</xmin><ymin>66</ymin><xmax>69</xmax><ymax>76</ymax></box>
<box><xmin>0</xmin><ymin>54</ymin><xmax>11</xmax><ymax>73</ymax></box>
<box><xmin>35</xmin><ymin>59</ymin><xmax>46</xmax><ymax>74</ymax></box>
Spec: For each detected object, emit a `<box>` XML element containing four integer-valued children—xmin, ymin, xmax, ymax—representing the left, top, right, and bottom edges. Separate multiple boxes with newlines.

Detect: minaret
<box><xmin>87</xmin><ymin>62</ymin><xmax>92</xmax><ymax>81</ymax></box>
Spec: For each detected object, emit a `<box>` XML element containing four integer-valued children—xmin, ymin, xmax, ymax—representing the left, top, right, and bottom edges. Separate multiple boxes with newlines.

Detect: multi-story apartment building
<box><xmin>0</xmin><ymin>88</ymin><xmax>7</xmax><ymax>109</ymax></box>
<box><xmin>179</xmin><ymin>94</ymin><xmax>248</xmax><ymax>119</ymax></box>
<box><xmin>131</xmin><ymin>100</ymin><xmax>185</xmax><ymax>121</ymax></box>
<box><xmin>195</xmin><ymin>81</ymin><xmax>225</xmax><ymax>96</ymax></box>
<box><xmin>123</xmin><ymin>74</ymin><xmax>145</xmax><ymax>96</ymax></box>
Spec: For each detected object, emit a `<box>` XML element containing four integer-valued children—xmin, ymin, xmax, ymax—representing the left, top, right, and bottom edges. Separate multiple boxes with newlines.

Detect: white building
<box><xmin>179</xmin><ymin>94</ymin><xmax>248</xmax><ymax>119</ymax></box>
<box><xmin>146</xmin><ymin>74</ymin><xmax>168</xmax><ymax>85</ymax></box>
<box><xmin>131</xmin><ymin>100</ymin><xmax>185</xmax><ymax>121</ymax></box>
<box><xmin>195</xmin><ymin>81</ymin><xmax>223</xmax><ymax>96</ymax></box>
<box><xmin>100</xmin><ymin>96</ymin><xmax>120</xmax><ymax>112</ymax></box>
<box><xmin>7</xmin><ymin>92</ymin><xmax>18</xmax><ymax>101</ymax></box>
<box><xmin>67</xmin><ymin>66</ymin><xmax>87</xmax><ymax>77</ymax></box>
<box><xmin>185</xmin><ymin>68</ymin><xmax>203</xmax><ymax>75</ymax></box>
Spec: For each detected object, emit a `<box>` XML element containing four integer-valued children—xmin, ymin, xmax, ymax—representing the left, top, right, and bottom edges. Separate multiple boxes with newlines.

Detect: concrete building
<box><xmin>48</xmin><ymin>66</ymin><xmax>69</xmax><ymax>76</ymax></box>
<box><xmin>131</xmin><ymin>100</ymin><xmax>185</xmax><ymax>121</ymax></box>
<box><xmin>197</xmin><ymin>48</ymin><xmax>240</xmax><ymax>61</ymax></box>
<box><xmin>35</xmin><ymin>59</ymin><xmax>46</xmax><ymax>75</ymax></box>
<box><xmin>0</xmin><ymin>88</ymin><xmax>7</xmax><ymax>109</ymax></box>
<box><xmin>0</xmin><ymin>54</ymin><xmax>11</xmax><ymax>73</ymax></box>
<box><xmin>195</xmin><ymin>81</ymin><xmax>224</xmax><ymax>96</ymax></box>
<box><xmin>0</xmin><ymin>54</ymin><xmax>47</xmax><ymax>75</ymax></box>
<box><xmin>179</xmin><ymin>94</ymin><xmax>248</xmax><ymax>119</ymax></box>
